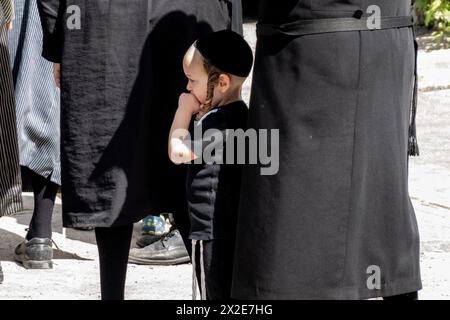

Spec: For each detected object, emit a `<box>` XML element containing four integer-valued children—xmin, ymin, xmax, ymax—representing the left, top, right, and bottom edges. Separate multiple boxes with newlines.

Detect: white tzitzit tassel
<box><xmin>200</xmin><ymin>240</ymin><xmax>207</xmax><ymax>300</ymax></box>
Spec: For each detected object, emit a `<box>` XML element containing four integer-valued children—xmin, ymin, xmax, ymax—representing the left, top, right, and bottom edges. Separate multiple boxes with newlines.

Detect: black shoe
<box><xmin>128</xmin><ymin>230</ymin><xmax>190</xmax><ymax>265</ymax></box>
<box><xmin>0</xmin><ymin>262</ymin><xmax>3</xmax><ymax>284</ymax></box>
<box><xmin>14</xmin><ymin>238</ymin><xmax>53</xmax><ymax>269</ymax></box>
<box><xmin>136</xmin><ymin>233</ymin><xmax>166</xmax><ymax>248</ymax></box>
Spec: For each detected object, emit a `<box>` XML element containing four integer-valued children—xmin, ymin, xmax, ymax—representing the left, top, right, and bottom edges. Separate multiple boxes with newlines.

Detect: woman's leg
<box><xmin>14</xmin><ymin>168</ymin><xmax>57</xmax><ymax>269</ymax></box>
<box><xmin>25</xmin><ymin>168</ymin><xmax>58</xmax><ymax>240</ymax></box>
<box><xmin>95</xmin><ymin>224</ymin><xmax>133</xmax><ymax>300</ymax></box>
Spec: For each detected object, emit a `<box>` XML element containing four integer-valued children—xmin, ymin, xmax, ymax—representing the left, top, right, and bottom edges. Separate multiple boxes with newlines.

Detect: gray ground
<box><xmin>1</xmin><ymin>24</ymin><xmax>449</xmax><ymax>300</ymax></box>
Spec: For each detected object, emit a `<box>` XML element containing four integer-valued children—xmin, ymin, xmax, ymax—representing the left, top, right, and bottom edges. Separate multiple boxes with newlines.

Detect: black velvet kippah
<box><xmin>194</xmin><ymin>30</ymin><xmax>253</xmax><ymax>77</ymax></box>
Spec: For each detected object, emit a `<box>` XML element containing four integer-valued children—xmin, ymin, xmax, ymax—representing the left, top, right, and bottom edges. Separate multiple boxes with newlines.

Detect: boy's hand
<box><xmin>169</xmin><ymin>93</ymin><xmax>200</xmax><ymax>164</ymax></box>
<box><xmin>179</xmin><ymin>93</ymin><xmax>201</xmax><ymax>115</ymax></box>
<box><xmin>6</xmin><ymin>22</ymin><xmax>13</xmax><ymax>30</ymax></box>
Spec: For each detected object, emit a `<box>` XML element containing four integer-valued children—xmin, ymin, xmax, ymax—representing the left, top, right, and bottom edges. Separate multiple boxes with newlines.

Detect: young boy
<box><xmin>168</xmin><ymin>30</ymin><xmax>253</xmax><ymax>300</ymax></box>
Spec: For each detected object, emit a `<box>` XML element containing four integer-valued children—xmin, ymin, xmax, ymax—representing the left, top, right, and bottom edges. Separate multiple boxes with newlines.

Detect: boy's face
<box><xmin>183</xmin><ymin>46</ymin><xmax>209</xmax><ymax>104</ymax></box>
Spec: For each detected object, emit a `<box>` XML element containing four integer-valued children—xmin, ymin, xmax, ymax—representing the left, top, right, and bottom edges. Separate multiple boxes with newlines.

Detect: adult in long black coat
<box><xmin>37</xmin><ymin>0</ymin><xmax>242</xmax><ymax>299</ymax></box>
<box><xmin>232</xmin><ymin>0</ymin><xmax>422</xmax><ymax>299</ymax></box>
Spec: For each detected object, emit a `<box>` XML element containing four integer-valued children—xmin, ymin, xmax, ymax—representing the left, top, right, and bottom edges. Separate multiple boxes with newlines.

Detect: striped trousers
<box><xmin>0</xmin><ymin>5</ymin><xmax>23</xmax><ymax>216</ymax></box>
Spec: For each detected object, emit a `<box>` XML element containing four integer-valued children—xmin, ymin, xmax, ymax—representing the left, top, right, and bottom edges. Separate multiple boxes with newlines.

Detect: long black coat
<box><xmin>36</xmin><ymin>0</ymin><xmax>242</xmax><ymax>228</ymax></box>
<box><xmin>232</xmin><ymin>0</ymin><xmax>422</xmax><ymax>299</ymax></box>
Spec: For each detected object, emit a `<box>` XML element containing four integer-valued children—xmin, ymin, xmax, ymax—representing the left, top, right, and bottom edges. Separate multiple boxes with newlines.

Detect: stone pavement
<box><xmin>0</xmin><ymin>194</ymin><xmax>192</xmax><ymax>300</ymax></box>
<box><xmin>1</xmin><ymin>24</ymin><xmax>449</xmax><ymax>300</ymax></box>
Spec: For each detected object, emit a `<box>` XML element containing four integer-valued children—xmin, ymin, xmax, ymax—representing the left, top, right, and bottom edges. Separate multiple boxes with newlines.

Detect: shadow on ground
<box><xmin>0</xmin><ymin>228</ymin><xmax>91</xmax><ymax>263</ymax></box>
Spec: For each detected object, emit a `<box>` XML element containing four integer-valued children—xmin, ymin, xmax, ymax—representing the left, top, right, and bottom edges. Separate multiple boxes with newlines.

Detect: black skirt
<box><xmin>232</xmin><ymin>0</ymin><xmax>422</xmax><ymax>299</ymax></box>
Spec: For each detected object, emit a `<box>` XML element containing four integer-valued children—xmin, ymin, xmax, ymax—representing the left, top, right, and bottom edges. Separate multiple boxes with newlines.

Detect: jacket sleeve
<box><xmin>0</xmin><ymin>0</ymin><xmax>15</xmax><ymax>24</ymax></box>
<box><xmin>36</xmin><ymin>0</ymin><xmax>65</xmax><ymax>63</ymax></box>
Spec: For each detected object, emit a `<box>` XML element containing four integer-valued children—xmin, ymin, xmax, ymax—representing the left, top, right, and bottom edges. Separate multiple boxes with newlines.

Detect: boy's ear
<box><xmin>218</xmin><ymin>74</ymin><xmax>231</xmax><ymax>93</ymax></box>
